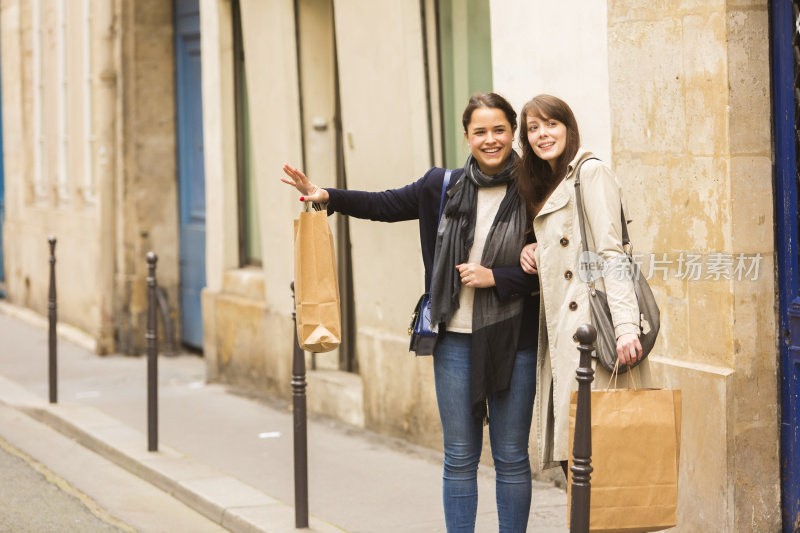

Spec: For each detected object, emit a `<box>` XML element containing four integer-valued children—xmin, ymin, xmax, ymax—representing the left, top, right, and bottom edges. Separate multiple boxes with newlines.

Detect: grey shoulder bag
<box><xmin>574</xmin><ymin>158</ymin><xmax>660</xmax><ymax>373</ymax></box>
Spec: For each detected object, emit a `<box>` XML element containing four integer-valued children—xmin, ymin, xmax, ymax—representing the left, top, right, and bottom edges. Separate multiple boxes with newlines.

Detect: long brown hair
<box><xmin>516</xmin><ymin>95</ymin><xmax>581</xmax><ymax>216</ymax></box>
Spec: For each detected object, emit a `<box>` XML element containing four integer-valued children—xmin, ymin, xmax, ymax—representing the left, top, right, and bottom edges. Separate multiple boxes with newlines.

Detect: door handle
<box><xmin>312</xmin><ymin>117</ymin><xmax>328</xmax><ymax>132</ymax></box>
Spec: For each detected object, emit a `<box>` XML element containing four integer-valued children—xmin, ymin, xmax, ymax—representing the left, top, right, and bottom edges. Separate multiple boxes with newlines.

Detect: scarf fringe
<box><xmin>472</xmin><ymin>398</ymin><xmax>490</xmax><ymax>426</ymax></box>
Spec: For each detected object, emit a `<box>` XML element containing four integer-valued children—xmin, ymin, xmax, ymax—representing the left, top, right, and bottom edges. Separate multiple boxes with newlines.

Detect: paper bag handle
<box><xmin>606</xmin><ymin>360</ymin><xmax>641</xmax><ymax>391</ymax></box>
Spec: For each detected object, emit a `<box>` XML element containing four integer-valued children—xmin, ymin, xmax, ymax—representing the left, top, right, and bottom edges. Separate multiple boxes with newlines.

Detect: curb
<box><xmin>0</xmin><ymin>376</ymin><xmax>343</xmax><ymax>533</ymax></box>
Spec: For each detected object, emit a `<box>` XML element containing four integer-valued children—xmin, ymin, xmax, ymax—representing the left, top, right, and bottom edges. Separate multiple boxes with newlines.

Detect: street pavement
<box><xmin>0</xmin><ymin>303</ymin><xmax>568</xmax><ymax>532</ymax></box>
<box><xmin>0</xmin><ymin>431</ymin><xmax>124</xmax><ymax>533</ymax></box>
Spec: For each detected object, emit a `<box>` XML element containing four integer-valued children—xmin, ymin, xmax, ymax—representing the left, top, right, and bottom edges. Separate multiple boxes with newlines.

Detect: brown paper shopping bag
<box><xmin>568</xmin><ymin>378</ymin><xmax>682</xmax><ymax>533</ymax></box>
<box><xmin>293</xmin><ymin>207</ymin><xmax>341</xmax><ymax>353</ymax></box>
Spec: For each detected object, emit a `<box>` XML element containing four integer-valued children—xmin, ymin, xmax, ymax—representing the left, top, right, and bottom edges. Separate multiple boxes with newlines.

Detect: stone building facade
<box><xmin>0</xmin><ymin>0</ymin><xmax>790</xmax><ymax>530</ymax></box>
<box><xmin>1</xmin><ymin>0</ymin><xmax>184</xmax><ymax>355</ymax></box>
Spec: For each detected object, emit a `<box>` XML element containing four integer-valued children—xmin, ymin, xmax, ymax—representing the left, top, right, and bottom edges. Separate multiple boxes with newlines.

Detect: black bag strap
<box><xmin>573</xmin><ymin>157</ymin><xmax>630</xmax><ymax>286</ymax></box>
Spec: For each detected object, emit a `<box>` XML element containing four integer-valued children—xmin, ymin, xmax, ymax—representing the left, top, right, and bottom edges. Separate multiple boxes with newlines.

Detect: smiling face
<box><xmin>464</xmin><ymin>107</ymin><xmax>514</xmax><ymax>175</ymax></box>
<box><xmin>526</xmin><ymin>114</ymin><xmax>567</xmax><ymax>171</ymax></box>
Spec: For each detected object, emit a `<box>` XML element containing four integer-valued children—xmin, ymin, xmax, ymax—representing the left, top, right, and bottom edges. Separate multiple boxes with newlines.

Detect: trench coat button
<box><xmin>569</xmin><ymin>301</ymin><xmax>578</xmax><ymax>311</ymax></box>
<box><xmin>564</xmin><ymin>270</ymin><xmax>573</xmax><ymax>280</ymax></box>
<box><xmin>560</xmin><ymin>237</ymin><xmax>569</xmax><ymax>247</ymax></box>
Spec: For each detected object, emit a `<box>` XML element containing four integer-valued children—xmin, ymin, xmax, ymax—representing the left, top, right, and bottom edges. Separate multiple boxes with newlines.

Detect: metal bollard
<box><xmin>48</xmin><ymin>236</ymin><xmax>57</xmax><ymax>404</ymax></box>
<box><xmin>146</xmin><ymin>252</ymin><xmax>159</xmax><ymax>452</ymax></box>
<box><xmin>290</xmin><ymin>281</ymin><xmax>309</xmax><ymax>529</ymax></box>
<box><xmin>570</xmin><ymin>323</ymin><xmax>596</xmax><ymax>533</ymax></box>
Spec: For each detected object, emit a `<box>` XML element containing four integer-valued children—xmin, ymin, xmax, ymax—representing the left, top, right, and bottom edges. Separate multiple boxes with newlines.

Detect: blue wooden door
<box><xmin>175</xmin><ymin>0</ymin><xmax>205</xmax><ymax>349</ymax></box>
<box><xmin>771</xmin><ymin>1</ymin><xmax>800</xmax><ymax>530</ymax></box>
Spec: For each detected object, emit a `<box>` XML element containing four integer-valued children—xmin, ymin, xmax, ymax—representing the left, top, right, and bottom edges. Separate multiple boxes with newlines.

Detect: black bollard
<box><xmin>146</xmin><ymin>252</ymin><xmax>159</xmax><ymax>452</ymax></box>
<box><xmin>290</xmin><ymin>281</ymin><xmax>309</xmax><ymax>529</ymax></box>
<box><xmin>570</xmin><ymin>323</ymin><xmax>596</xmax><ymax>533</ymax></box>
<box><xmin>47</xmin><ymin>236</ymin><xmax>57</xmax><ymax>404</ymax></box>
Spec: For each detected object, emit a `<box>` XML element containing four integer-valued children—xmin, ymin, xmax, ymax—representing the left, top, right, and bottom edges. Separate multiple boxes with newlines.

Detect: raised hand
<box><xmin>280</xmin><ymin>164</ymin><xmax>330</xmax><ymax>203</ymax></box>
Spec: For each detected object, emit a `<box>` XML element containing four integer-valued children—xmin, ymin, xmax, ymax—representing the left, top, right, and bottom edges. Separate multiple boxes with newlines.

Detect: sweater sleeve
<box><xmin>324</xmin><ymin>179</ymin><xmax>423</xmax><ymax>222</ymax></box>
<box><xmin>493</xmin><ymin>266</ymin><xmax>539</xmax><ymax>302</ymax></box>
<box><xmin>492</xmin><ymin>225</ymin><xmax>538</xmax><ymax>302</ymax></box>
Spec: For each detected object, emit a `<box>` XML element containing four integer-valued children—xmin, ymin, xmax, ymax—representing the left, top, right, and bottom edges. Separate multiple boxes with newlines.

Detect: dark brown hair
<box><xmin>516</xmin><ymin>94</ymin><xmax>581</xmax><ymax>215</ymax></box>
<box><xmin>462</xmin><ymin>92</ymin><xmax>517</xmax><ymax>133</ymax></box>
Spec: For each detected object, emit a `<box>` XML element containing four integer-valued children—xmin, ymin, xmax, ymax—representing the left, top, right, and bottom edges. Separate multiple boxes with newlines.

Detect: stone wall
<box><xmin>607</xmin><ymin>1</ymin><xmax>780</xmax><ymax>530</ymax></box>
<box><xmin>1</xmin><ymin>0</ymin><xmax>105</xmax><ymax>346</ymax></box>
<box><xmin>0</xmin><ymin>0</ymin><xmax>179</xmax><ymax>355</ymax></box>
<box><xmin>114</xmin><ymin>0</ymin><xmax>180</xmax><ymax>354</ymax></box>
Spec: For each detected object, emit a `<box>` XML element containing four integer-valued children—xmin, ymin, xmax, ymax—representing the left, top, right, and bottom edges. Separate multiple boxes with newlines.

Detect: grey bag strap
<box><xmin>573</xmin><ymin>157</ymin><xmax>601</xmax><ymax>286</ymax></box>
<box><xmin>573</xmin><ymin>157</ymin><xmax>630</xmax><ymax>285</ymax></box>
<box><xmin>574</xmin><ymin>158</ymin><xmax>661</xmax><ymax>369</ymax></box>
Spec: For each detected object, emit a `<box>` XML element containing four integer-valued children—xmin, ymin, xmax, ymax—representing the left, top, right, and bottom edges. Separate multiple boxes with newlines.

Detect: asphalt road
<box><xmin>0</xmin><ymin>437</ymin><xmax>127</xmax><ymax>533</ymax></box>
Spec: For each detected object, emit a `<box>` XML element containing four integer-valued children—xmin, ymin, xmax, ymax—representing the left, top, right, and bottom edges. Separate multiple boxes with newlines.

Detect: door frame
<box><xmin>770</xmin><ymin>0</ymin><xmax>800</xmax><ymax>529</ymax></box>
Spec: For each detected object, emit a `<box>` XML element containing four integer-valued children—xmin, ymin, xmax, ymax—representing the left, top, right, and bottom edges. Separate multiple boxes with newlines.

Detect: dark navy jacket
<box><xmin>325</xmin><ymin>167</ymin><xmax>539</xmax><ymax>349</ymax></box>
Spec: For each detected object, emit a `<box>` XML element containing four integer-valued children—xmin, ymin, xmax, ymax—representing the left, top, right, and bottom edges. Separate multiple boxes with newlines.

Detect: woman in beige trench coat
<box><xmin>516</xmin><ymin>94</ymin><xmax>652</xmax><ymax>476</ymax></box>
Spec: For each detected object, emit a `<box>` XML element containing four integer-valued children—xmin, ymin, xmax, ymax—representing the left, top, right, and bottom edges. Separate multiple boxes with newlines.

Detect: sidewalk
<box><xmin>0</xmin><ymin>305</ymin><xmax>568</xmax><ymax>532</ymax></box>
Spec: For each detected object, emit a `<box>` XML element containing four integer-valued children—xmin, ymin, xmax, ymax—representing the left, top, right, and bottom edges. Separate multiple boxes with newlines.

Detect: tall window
<box><xmin>436</xmin><ymin>0</ymin><xmax>493</xmax><ymax>168</ymax></box>
<box><xmin>233</xmin><ymin>0</ymin><xmax>261</xmax><ymax>265</ymax></box>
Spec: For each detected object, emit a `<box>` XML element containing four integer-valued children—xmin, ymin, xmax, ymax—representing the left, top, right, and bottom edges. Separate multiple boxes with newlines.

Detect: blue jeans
<box><xmin>433</xmin><ymin>332</ymin><xmax>537</xmax><ymax>533</ymax></box>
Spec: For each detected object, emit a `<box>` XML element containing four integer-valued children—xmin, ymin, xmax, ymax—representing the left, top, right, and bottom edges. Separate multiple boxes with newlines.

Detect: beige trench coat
<box><xmin>532</xmin><ymin>150</ymin><xmax>651</xmax><ymax>471</ymax></box>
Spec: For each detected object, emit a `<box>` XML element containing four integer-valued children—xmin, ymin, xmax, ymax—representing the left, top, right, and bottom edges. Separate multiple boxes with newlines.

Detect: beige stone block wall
<box><xmin>205</xmin><ymin>267</ymin><xmax>294</xmax><ymax>396</ymax></box>
<box><xmin>1</xmin><ymin>0</ymin><xmax>179</xmax><ymax>355</ymax></box>
<box><xmin>608</xmin><ymin>1</ymin><xmax>780</xmax><ymax>530</ymax></box>
<box><xmin>357</xmin><ymin>332</ymin><xmax>440</xmax><ymax>448</ymax></box>
<box><xmin>1</xmin><ymin>0</ymin><xmax>103</xmax><ymax>347</ymax></box>
<box><xmin>725</xmin><ymin>5</ymin><xmax>780</xmax><ymax>531</ymax></box>
<box><xmin>214</xmin><ymin>281</ymin><xmax>269</xmax><ymax>386</ymax></box>
<box><xmin>651</xmin><ymin>358</ymin><xmax>734</xmax><ymax>531</ymax></box>
<box><xmin>306</xmin><ymin>369</ymin><xmax>364</xmax><ymax>428</ymax></box>
<box><xmin>3</xmin><ymin>214</ymin><xmax>102</xmax><ymax>338</ymax></box>
<box><xmin>114</xmin><ymin>0</ymin><xmax>179</xmax><ymax>354</ymax></box>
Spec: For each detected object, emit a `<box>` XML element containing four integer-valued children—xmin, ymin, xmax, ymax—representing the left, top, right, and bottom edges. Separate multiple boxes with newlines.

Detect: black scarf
<box><xmin>430</xmin><ymin>153</ymin><xmax>528</xmax><ymax>423</ymax></box>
